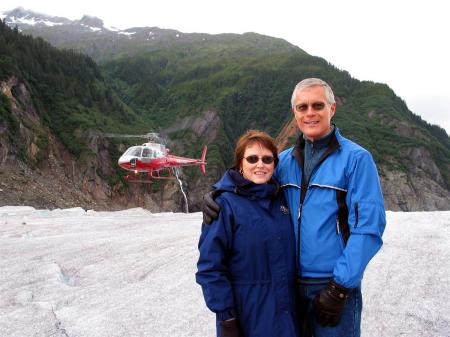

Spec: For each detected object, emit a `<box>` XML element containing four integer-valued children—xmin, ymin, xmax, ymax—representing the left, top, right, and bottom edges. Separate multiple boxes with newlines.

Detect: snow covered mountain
<box><xmin>1</xmin><ymin>7</ymin><xmax>214</xmax><ymax>62</ymax></box>
<box><xmin>1</xmin><ymin>7</ymin><xmax>72</xmax><ymax>28</ymax></box>
<box><xmin>0</xmin><ymin>206</ymin><xmax>449</xmax><ymax>336</ymax></box>
<box><xmin>2</xmin><ymin>7</ymin><xmax>117</xmax><ymax>32</ymax></box>
<box><xmin>1</xmin><ymin>7</ymin><xmax>449</xmax><ymax>212</ymax></box>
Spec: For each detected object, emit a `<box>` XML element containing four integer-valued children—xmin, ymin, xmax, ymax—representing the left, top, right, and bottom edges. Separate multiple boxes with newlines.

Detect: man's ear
<box><xmin>330</xmin><ymin>103</ymin><xmax>336</xmax><ymax>118</ymax></box>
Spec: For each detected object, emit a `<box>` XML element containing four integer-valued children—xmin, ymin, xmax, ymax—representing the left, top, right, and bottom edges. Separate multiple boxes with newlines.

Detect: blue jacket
<box><xmin>196</xmin><ymin>169</ymin><xmax>299</xmax><ymax>337</ymax></box>
<box><xmin>274</xmin><ymin>128</ymin><xmax>386</xmax><ymax>288</ymax></box>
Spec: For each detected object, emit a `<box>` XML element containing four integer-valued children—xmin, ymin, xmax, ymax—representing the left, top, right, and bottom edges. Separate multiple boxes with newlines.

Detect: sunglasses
<box><xmin>244</xmin><ymin>155</ymin><xmax>275</xmax><ymax>164</ymax></box>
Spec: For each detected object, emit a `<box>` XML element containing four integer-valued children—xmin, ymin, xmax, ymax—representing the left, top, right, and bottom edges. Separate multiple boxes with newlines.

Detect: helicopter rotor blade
<box><xmin>102</xmin><ymin>132</ymin><xmax>164</xmax><ymax>143</ymax></box>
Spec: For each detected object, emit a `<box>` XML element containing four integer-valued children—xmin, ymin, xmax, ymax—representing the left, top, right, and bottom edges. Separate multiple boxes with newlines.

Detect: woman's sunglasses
<box><xmin>244</xmin><ymin>155</ymin><xmax>275</xmax><ymax>164</ymax></box>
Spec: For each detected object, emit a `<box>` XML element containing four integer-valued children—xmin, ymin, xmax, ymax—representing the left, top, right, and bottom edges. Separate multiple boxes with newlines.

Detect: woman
<box><xmin>196</xmin><ymin>130</ymin><xmax>299</xmax><ymax>337</ymax></box>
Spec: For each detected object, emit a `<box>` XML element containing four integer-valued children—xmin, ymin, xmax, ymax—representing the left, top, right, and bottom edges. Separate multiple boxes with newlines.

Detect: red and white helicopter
<box><xmin>114</xmin><ymin>133</ymin><xmax>207</xmax><ymax>183</ymax></box>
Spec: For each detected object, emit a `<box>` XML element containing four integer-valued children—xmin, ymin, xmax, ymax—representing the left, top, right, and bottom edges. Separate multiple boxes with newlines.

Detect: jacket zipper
<box><xmin>295</xmin><ymin>141</ymin><xmax>340</xmax><ymax>278</ymax></box>
<box><xmin>297</xmin><ymin>176</ymin><xmax>309</xmax><ymax>276</ymax></box>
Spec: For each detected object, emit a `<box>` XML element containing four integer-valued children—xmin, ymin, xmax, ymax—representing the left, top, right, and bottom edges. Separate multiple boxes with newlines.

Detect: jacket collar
<box><xmin>214</xmin><ymin>168</ymin><xmax>279</xmax><ymax>201</ymax></box>
<box><xmin>292</xmin><ymin>125</ymin><xmax>341</xmax><ymax>169</ymax></box>
<box><xmin>305</xmin><ymin>125</ymin><xmax>335</xmax><ymax>152</ymax></box>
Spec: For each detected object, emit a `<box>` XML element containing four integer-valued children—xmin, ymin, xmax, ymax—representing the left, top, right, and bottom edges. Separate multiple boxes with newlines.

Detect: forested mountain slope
<box><xmin>0</xmin><ymin>20</ymin><xmax>183</xmax><ymax>211</ymax></box>
<box><xmin>1</xmin><ymin>10</ymin><xmax>449</xmax><ymax>211</ymax></box>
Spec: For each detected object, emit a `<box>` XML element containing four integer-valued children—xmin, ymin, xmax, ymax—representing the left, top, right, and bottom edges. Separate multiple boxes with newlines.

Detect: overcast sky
<box><xmin>1</xmin><ymin>0</ymin><xmax>449</xmax><ymax>134</ymax></box>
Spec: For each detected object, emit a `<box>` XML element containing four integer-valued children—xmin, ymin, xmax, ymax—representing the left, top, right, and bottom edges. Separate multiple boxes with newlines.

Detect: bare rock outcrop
<box><xmin>1</xmin><ymin>75</ymin><xmax>449</xmax><ymax>211</ymax></box>
<box><xmin>0</xmin><ymin>76</ymin><xmax>186</xmax><ymax>212</ymax></box>
<box><xmin>380</xmin><ymin>146</ymin><xmax>450</xmax><ymax>211</ymax></box>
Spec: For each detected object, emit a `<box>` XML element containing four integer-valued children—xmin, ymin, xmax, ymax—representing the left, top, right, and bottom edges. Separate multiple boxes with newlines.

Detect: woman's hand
<box><xmin>219</xmin><ymin>318</ymin><xmax>243</xmax><ymax>337</ymax></box>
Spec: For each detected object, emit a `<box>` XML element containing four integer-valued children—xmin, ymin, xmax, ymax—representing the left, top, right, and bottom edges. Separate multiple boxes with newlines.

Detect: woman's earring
<box><xmin>239</xmin><ymin>168</ymin><xmax>243</xmax><ymax>174</ymax></box>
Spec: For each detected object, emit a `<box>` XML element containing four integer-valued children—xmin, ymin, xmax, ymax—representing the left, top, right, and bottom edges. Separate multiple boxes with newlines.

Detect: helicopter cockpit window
<box><xmin>142</xmin><ymin>148</ymin><xmax>152</xmax><ymax>158</ymax></box>
<box><xmin>153</xmin><ymin>149</ymin><xmax>163</xmax><ymax>158</ymax></box>
<box><xmin>125</xmin><ymin>146</ymin><xmax>143</xmax><ymax>157</ymax></box>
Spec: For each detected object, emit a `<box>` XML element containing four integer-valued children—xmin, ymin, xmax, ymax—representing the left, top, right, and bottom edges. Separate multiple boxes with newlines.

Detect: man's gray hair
<box><xmin>291</xmin><ymin>78</ymin><xmax>335</xmax><ymax>108</ymax></box>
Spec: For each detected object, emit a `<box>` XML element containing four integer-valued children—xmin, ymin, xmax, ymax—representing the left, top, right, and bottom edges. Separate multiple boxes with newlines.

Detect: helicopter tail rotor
<box><xmin>199</xmin><ymin>146</ymin><xmax>207</xmax><ymax>174</ymax></box>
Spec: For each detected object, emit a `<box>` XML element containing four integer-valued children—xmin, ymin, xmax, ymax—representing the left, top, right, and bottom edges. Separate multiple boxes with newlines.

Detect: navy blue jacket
<box><xmin>196</xmin><ymin>169</ymin><xmax>299</xmax><ymax>337</ymax></box>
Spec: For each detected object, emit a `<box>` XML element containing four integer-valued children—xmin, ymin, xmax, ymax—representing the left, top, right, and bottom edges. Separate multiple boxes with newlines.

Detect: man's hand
<box><xmin>313</xmin><ymin>280</ymin><xmax>350</xmax><ymax>327</ymax></box>
<box><xmin>219</xmin><ymin>318</ymin><xmax>243</xmax><ymax>337</ymax></box>
<box><xmin>202</xmin><ymin>190</ymin><xmax>221</xmax><ymax>224</ymax></box>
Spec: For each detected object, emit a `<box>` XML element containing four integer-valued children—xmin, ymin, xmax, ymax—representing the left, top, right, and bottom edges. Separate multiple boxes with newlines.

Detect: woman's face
<box><xmin>240</xmin><ymin>143</ymin><xmax>275</xmax><ymax>184</ymax></box>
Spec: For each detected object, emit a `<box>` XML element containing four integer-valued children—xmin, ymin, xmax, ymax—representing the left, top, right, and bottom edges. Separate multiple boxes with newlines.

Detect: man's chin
<box><xmin>302</xmin><ymin>131</ymin><xmax>318</xmax><ymax>141</ymax></box>
<box><xmin>302</xmin><ymin>128</ymin><xmax>330</xmax><ymax>142</ymax></box>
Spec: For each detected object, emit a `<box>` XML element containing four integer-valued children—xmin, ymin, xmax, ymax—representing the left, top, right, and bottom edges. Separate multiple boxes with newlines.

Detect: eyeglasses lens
<box><xmin>245</xmin><ymin>155</ymin><xmax>274</xmax><ymax>164</ymax></box>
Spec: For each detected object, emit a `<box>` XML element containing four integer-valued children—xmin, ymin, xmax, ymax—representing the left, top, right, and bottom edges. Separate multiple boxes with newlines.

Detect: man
<box><xmin>203</xmin><ymin>78</ymin><xmax>386</xmax><ymax>337</ymax></box>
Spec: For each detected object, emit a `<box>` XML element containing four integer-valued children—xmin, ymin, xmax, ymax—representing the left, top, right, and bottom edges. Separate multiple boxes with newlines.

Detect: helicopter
<box><xmin>111</xmin><ymin>133</ymin><xmax>207</xmax><ymax>183</ymax></box>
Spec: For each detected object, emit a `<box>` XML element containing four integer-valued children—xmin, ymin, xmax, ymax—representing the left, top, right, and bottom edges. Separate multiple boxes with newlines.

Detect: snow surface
<box><xmin>104</xmin><ymin>25</ymin><xmax>121</xmax><ymax>32</ymax></box>
<box><xmin>6</xmin><ymin>15</ymin><xmax>64</xmax><ymax>27</ymax></box>
<box><xmin>118</xmin><ymin>31</ymin><xmax>136</xmax><ymax>36</ymax></box>
<box><xmin>0</xmin><ymin>207</ymin><xmax>449</xmax><ymax>337</ymax></box>
<box><xmin>80</xmin><ymin>23</ymin><xmax>102</xmax><ymax>32</ymax></box>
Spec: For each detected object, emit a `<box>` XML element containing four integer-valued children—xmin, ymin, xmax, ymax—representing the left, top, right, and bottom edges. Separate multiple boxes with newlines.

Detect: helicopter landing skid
<box><xmin>123</xmin><ymin>169</ymin><xmax>175</xmax><ymax>183</ymax></box>
<box><xmin>149</xmin><ymin>169</ymin><xmax>175</xmax><ymax>180</ymax></box>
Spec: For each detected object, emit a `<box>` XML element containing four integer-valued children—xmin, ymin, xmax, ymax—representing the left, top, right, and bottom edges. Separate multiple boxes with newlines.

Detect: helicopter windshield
<box><xmin>142</xmin><ymin>147</ymin><xmax>163</xmax><ymax>158</ymax></box>
<box><xmin>124</xmin><ymin>146</ymin><xmax>142</xmax><ymax>157</ymax></box>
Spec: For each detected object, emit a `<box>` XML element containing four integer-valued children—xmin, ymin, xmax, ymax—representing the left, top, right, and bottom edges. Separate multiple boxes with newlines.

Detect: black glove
<box><xmin>220</xmin><ymin>319</ymin><xmax>243</xmax><ymax>337</ymax></box>
<box><xmin>202</xmin><ymin>189</ymin><xmax>222</xmax><ymax>224</ymax></box>
<box><xmin>313</xmin><ymin>280</ymin><xmax>351</xmax><ymax>327</ymax></box>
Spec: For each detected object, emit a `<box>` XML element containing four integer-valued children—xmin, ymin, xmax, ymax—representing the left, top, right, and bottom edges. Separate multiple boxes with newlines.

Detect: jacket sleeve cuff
<box><xmin>216</xmin><ymin>308</ymin><xmax>236</xmax><ymax>321</ymax></box>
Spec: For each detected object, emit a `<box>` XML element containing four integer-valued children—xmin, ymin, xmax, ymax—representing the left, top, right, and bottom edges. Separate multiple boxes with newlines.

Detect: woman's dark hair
<box><xmin>234</xmin><ymin>130</ymin><xmax>279</xmax><ymax>169</ymax></box>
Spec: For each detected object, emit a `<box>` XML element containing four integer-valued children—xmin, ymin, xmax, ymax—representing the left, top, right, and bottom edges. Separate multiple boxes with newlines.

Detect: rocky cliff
<box><xmin>1</xmin><ymin>10</ymin><xmax>449</xmax><ymax>212</ymax></box>
<box><xmin>3</xmin><ymin>75</ymin><xmax>448</xmax><ymax>211</ymax></box>
<box><xmin>0</xmin><ymin>76</ymin><xmax>192</xmax><ymax>212</ymax></box>
<box><xmin>276</xmin><ymin>110</ymin><xmax>450</xmax><ymax>211</ymax></box>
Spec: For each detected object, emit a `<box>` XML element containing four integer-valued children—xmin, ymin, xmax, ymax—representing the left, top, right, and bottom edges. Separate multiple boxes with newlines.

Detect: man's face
<box><xmin>292</xmin><ymin>86</ymin><xmax>336</xmax><ymax>142</ymax></box>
